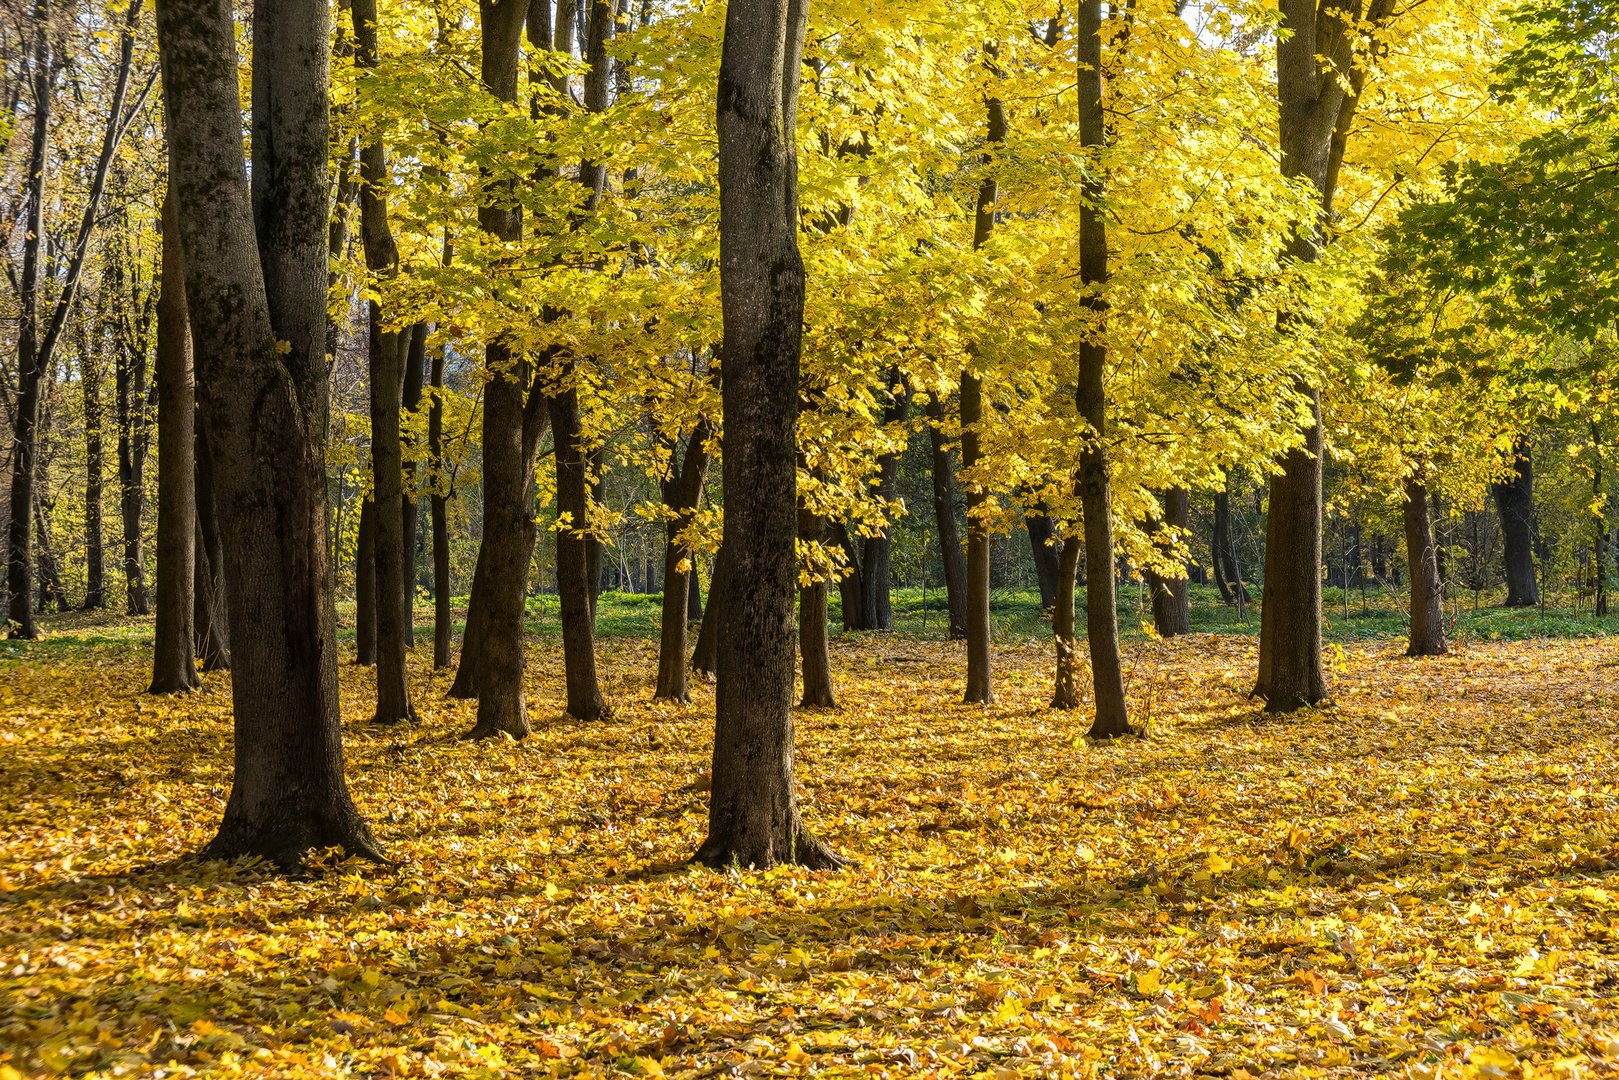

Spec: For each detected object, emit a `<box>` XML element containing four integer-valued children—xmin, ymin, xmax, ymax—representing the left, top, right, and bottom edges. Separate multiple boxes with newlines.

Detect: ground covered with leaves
<box><xmin>4</xmin><ymin>625</ymin><xmax>1619</xmax><ymax>1078</ymax></box>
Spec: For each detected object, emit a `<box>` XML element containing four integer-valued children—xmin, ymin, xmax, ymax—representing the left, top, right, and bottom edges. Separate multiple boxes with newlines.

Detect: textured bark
<box><xmin>833</xmin><ymin>522</ymin><xmax>868</xmax><ymax>630</ymax></box>
<box><xmin>354</xmin><ymin>497</ymin><xmax>376</xmax><ymax>664</ymax></box>
<box><xmin>550</xmin><ymin>387</ymin><xmax>610</xmax><ymax>720</ymax></box>
<box><xmin>354</xmin><ymin>0</ymin><xmax>417</xmax><ymax>725</ymax></box>
<box><xmin>194</xmin><ymin>421</ymin><xmax>230</xmax><ymax>670</ymax></box>
<box><xmin>923</xmin><ymin>395</ymin><xmax>968</xmax><ymax>639</ymax></box>
<box><xmin>655</xmin><ymin>419</ymin><xmax>712</xmax><ymax>703</ymax></box>
<box><xmin>1026</xmin><ymin>505</ymin><xmax>1061</xmax><ymax>611</ymax></box>
<box><xmin>798</xmin><ymin>506</ymin><xmax>838</xmax><ymax>709</ymax></box>
<box><xmin>149</xmin><ymin>186</ymin><xmax>200</xmax><ymax>694</ymax></box>
<box><xmin>695</xmin><ymin>0</ymin><xmax>839</xmax><ymax>870</ymax></box>
<box><xmin>1493</xmin><ymin>437</ymin><xmax>1538</xmax><ymax>607</ymax></box>
<box><xmin>428</xmin><ymin>340</ymin><xmax>452</xmax><ymax>668</ymax></box>
<box><xmin>82</xmin><ymin>323</ymin><xmax>107</xmax><ymax>610</ymax></box>
<box><xmin>1075</xmin><ymin>0</ymin><xmax>1129</xmax><ymax>738</ymax></box>
<box><xmin>1211</xmin><ymin>487</ymin><xmax>1249</xmax><ymax>605</ymax></box>
<box><xmin>447</xmin><ymin>540</ymin><xmax>488</xmax><ymax>697</ymax></box>
<box><xmin>1403</xmin><ymin>478</ymin><xmax>1446</xmax><ymax>657</ymax></box>
<box><xmin>691</xmin><ymin>545</ymin><xmax>726</xmax><ymax>679</ymax></box>
<box><xmin>1145</xmin><ymin>487</ymin><xmax>1191</xmax><ymax>638</ymax></box>
<box><xmin>401</xmin><ymin>323</ymin><xmax>427</xmax><ymax>646</ymax></box>
<box><xmin>462</xmin><ymin>0</ymin><xmax>532</xmax><ymax>740</ymax></box>
<box><xmin>159</xmin><ymin>0</ymin><xmax>380</xmax><ymax>865</ymax></box>
<box><xmin>1050</xmin><ymin>535</ymin><xmax>1082</xmax><ymax>709</ymax></box>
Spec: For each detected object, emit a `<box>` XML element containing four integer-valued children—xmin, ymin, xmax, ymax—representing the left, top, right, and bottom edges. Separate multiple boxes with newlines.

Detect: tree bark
<box><xmin>923</xmin><ymin>395</ymin><xmax>968</xmax><ymax>639</ymax></box>
<box><xmin>354</xmin><ymin>0</ymin><xmax>417</xmax><ymax>725</ymax></box>
<box><xmin>858</xmin><ymin>373</ymin><xmax>908</xmax><ymax>630</ymax></box>
<box><xmin>1145</xmin><ymin>487</ymin><xmax>1190</xmax><ymax>638</ymax></box>
<box><xmin>354</xmin><ymin>497</ymin><xmax>376</xmax><ymax>664</ymax></box>
<box><xmin>798</xmin><ymin>505</ymin><xmax>838</xmax><ymax>709</ymax></box>
<box><xmin>655</xmin><ymin>418</ymin><xmax>712</xmax><ymax>702</ymax></box>
<box><xmin>1050</xmin><ymin>534</ymin><xmax>1082</xmax><ymax>709</ymax></box>
<box><xmin>1074</xmin><ymin>0</ymin><xmax>1129</xmax><ymax>738</ymax></box>
<box><xmin>1493</xmin><ymin>436</ymin><xmax>1538</xmax><ymax>607</ymax></box>
<box><xmin>1211</xmin><ymin>486</ymin><xmax>1249</xmax><ymax>605</ymax></box>
<box><xmin>1403</xmin><ymin>477</ymin><xmax>1446</xmax><ymax>656</ymax></box>
<box><xmin>1594</xmin><ymin>425</ymin><xmax>1608</xmax><ymax>617</ymax></box>
<box><xmin>401</xmin><ymin>322</ymin><xmax>427</xmax><ymax>646</ymax></box>
<box><xmin>550</xmin><ymin>386</ymin><xmax>610</xmax><ymax>720</ymax></box>
<box><xmin>159</xmin><ymin>0</ymin><xmax>381</xmax><ymax>866</ymax></box>
<box><xmin>149</xmin><ymin>185</ymin><xmax>200</xmax><ymax>693</ymax></box>
<box><xmin>832</xmin><ymin>521</ymin><xmax>867</xmax><ymax>630</ymax></box>
<box><xmin>692</xmin><ymin>544</ymin><xmax>726</xmax><ymax>679</ymax></box>
<box><xmin>1026</xmin><ymin>504</ymin><xmax>1061</xmax><ymax>611</ymax></box>
<box><xmin>194</xmin><ymin>420</ymin><xmax>230</xmax><ymax>669</ymax></box>
<box><xmin>428</xmin><ymin>339</ymin><xmax>453</xmax><ymax>668</ymax></box>
<box><xmin>695</xmin><ymin>0</ymin><xmax>839</xmax><ymax>870</ymax></box>
<box><xmin>462</xmin><ymin>0</ymin><xmax>532</xmax><ymax>740</ymax></box>
<box><xmin>82</xmin><ymin>322</ymin><xmax>106</xmax><ymax>611</ymax></box>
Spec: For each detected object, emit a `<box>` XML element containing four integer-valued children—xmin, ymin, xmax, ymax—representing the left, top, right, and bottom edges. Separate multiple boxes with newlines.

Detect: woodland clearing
<box><xmin>3</xmin><ymin>625</ymin><xmax>1619</xmax><ymax>1078</ymax></box>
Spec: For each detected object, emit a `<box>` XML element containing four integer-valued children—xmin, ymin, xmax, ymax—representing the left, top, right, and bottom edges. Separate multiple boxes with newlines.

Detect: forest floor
<box><xmin>4</xmin><ymin>620</ymin><xmax>1619</xmax><ymax>1078</ymax></box>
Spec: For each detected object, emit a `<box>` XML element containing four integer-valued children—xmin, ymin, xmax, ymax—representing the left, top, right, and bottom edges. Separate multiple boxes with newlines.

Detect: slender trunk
<box><xmin>354</xmin><ymin>496</ymin><xmax>376</xmax><ymax>663</ymax></box>
<box><xmin>116</xmin><ymin>319</ymin><xmax>152</xmax><ymax>616</ymax></box>
<box><xmin>462</xmin><ymin>0</ymin><xmax>533</xmax><ymax>739</ymax></box>
<box><xmin>550</xmin><ymin>385</ymin><xmax>609</xmax><ymax>720</ymax></box>
<box><xmin>1403</xmin><ymin>478</ymin><xmax>1446</xmax><ymax>656</ymax></box>
<box><xmin>429</xmin><ymin>340</ymin><xmax>452</xmax><ymax>668</ymax></box>
<box><xmin>1594</xmin><ymin>425</ymin><xmax>1608</xmax><ymax>618</ymax></box>
<box><xmin>798</xmin><ymin>506</ymin><xmax>838</xmax><ymax>708</ymax></box>
<box><xmin>1075</xmin><ymin>0</ymin><xmax>1128</xmax><ymax>737</ymax></box>
<box><xmin>655</xmin><ymin>418</ymin><xmax>711</xmax><ymax>702</ymax></box>
<box><xmin>82</xmin><ymin>325</ymin><xmax>106</xmax><ymax>610</ymax></box>
<box><xmin>401</xmin><ymin>322</ymin><xmax>427</xmax><ymax>646</ymax></box>
<box><xmin>1145</xmin><ymin>487</ymin><xmax>1190</xmax><ymax>638</ymax></box>
<box><xmin>688</xmin><ymin>561</ymin><xmax>703</xmax><ymax>621</ymax></box>
<box><xmin>1493</xmin><ymin>436</ymin><xmax>1538</xmax><ymax>607</ymax></box>
<box><xmin>1026</xmin><ymin>504</ymin><xmax>1062</xmax><ymax>611</ymax></box>
<box><xmin>692</xmin><ymin>545</ymin><xmax>726</xmax><ymax>678</ymax></box>
<box><xmin>1050</xmin><ymin>534</ymin><xmax>1081</xmax><ymax>709</ymax></box>
<box><xmin>695</xmin><ymin>0</ymin><xmax>838</xmax><ymax>870</ymax></box>
<box><xmin>149</xmin><ymin>186</ymin><xmax>199</xmax><ymax>693</ymax></box>
<box><xmin>194</xmin><ymin>421</ymin><xmax>230</xmax><ymax>669</ymax></box>
<box><xmin>924</xmin><ymin>395</ymin><xmax>968</xmax><ymax>639</ymax></box>
<box><xmin>858</xmin><ymin>373</ymin><xmax>907</xmax><ymax>630</ymax></box>
<box><xmin>160</xmin><ymin>0</ymin><xmax>380</xmax><ymax>865</ymax></box>
<box><xmin>833</xmin><ymin>521</ymin><xmax>866</xmax><ymax>630</ymax></box>
<box><xmin>447</xmin><ymin>539</ymin><xmax>488</xmax><ymax>696</ymax></box>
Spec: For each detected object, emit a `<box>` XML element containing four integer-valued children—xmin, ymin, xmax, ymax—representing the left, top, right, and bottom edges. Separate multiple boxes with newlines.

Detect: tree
<box><xmin>157</xmin><ymin>0</ymin><xmax>381</xmax><ymax>865</ymax></box>
<box><xmin>695</xmin><ymin>0</ymin><xmax>840</xmax><ymax>870</ymax></box>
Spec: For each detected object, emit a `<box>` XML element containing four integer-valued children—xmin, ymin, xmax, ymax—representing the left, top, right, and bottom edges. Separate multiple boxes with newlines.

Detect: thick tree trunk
<box><xmin>354</xmin><ymin>497</ymin><xmax>376</xmax><ymax>664</ymax></box>
<box><xmin>1050</xmin><ymin>534</ymin><xmax>1081</xmax><ymax>709</ymax></box>
<box><xmin>462</xmin><ymin>0</ymin><xmax>532</xmax><ymax>740</ymax></box>
<box><xmin>159</xmin><ymin>0</ymin><xmax>380</xmax><ymax>866</ymax></box>
<box><xmin>1145</xmin><ymin>487</ymin><xmax>1191</xmax><ymax>638</ymax></box>
<box><xmin>924</xmin><ymin>395</ymin><xmax>968</xmax><ymax>639</ymax></box>
<box><xmin>354</xmin><ymin>0</ymin><xmax>417</xmax><ymax>725</ymax></box>
<box><xmin>1026</xmin><ymin>504</ymin><xmax>1061</xmax><ymax>611</ymax></box>
<box><xmin>695</xmin><ymin>0</ymin><xmax>839</xmax><ymax>870</ymax></box>
<box><xmin>1493</xmin><ymin>436</ymin><xmax>1538</xmax><ymax>607</ymax></box>
<box><xmin>550</xmin><ymin>385</ymin><xmax>610</xmax><ymax>720</ymax></box>
<box><xmin>1403</xmin><ymin>478</ymin><xmax>1447</xmax><ymax>657</ymax></box>
<box><xmin>1075</xmin><ymin>0</ymin><xmax>1129</xmax><ymax>738</ymax></box>
<box><xmin>401</xmin><ymin>322</ymin><xmax>427</xmax><ymax>646</ymax></box>
<box><xmin>428</xmin><ymin>340</ymin><xmax>452</xmax><ymax>668</ymax></box>
<box><xmin>691</xmin><ymin>545</ymin><xmax>726</xmax><ymax>679</ymax></box>
<box><xmin>194</xmin><ymin>422</ymin><xmax>230</xmax><ymax>670</ymax></box>
<box><xmin>149</xmin><ymin>186</ymin><xmax>200</xmax><ymax>694</ymax></box>
<box><xmin>655</xmin><ymin>419</ymin><xmax>711</xmax><ymax>702</ymax></box>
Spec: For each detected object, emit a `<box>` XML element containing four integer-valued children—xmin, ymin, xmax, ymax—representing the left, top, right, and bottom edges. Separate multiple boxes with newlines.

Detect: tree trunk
<box><xmin>1050</xmin><ymin>534</ymin><xmax>1081</xmax><ymax>709</ymax></box>
<box><xmin>1026</xmin><ymin>504</ymin><xmax>1061</xmax><ymax>611</ymax></box>
<box><xmin>1211</xmin><ymin>487</ymin><xmax>1249</xmax><ymax>605</ymax></box>
<box><xmin>1075</xmin><ymin>0</ymin><xmax>1129</xmax><ymax>738</ymax></box>
<box><xmin>858</xmin><ymin>373</ymin><xmax>907</xmax><ymax>630</ymax></box>
<box><xmin>798</xmin><ymin>507</ymin><xmax>838</xmax><ymax>709</ymax></box>
<box><xmin>1594</xmin><ymin>425</ymin><xmax>1608</xmax><ymax>618</ymax></box>
<box><xmin>429</xmin><ymin>340</ymin><xmax>453</xmax><ymax>668</ymax></box>
<box><xmin>82</xmin><ymin>322</ymin><xmax>107</xmax><ymax>611</ymax></box>
<box><xmin>194</xmin><ymin>421</ymin><xmax>230</xmax><ymax>670</ymax></box>
<box><xmin>695</xmin><ymin>0</ymin><xmax>839</xmax><ymax>870</ymax></box>
<box><xmin>149</xmin><ymin>186</ymin><xmax>200</xmax><ymax>694</ymax></box>
<box><xmin>692</xmin><ymin>544</ymin><xmax>726</xmax><ymax>679</ymax></box>
<box><xmin>1145</xmin><ymin>487</ymin><xmax>1191</xmax><ymax>638</ymax></box>
<box><xmin>462</xmin><ymin>0</ymin><xmax>532</xmax><ymax>740</ymax></box>
<box><xmin>400</xmin><ymin>322</ymin><xmax>427</xmax><ymax>646</ymax></box>
<box><xmin>924</xmin><ymin>395</ymin><xmax>968</xmax><ymax>639</ymax></box>
<box><xmin>354</xmin><ymin>497</ymin><xmax>376</xmax><ymax>664</ymax></box>
<box><xmin>159</xmin><ymin>0</ymin><xmax>381</xmax><ymax>866</ymax></box>
<box><xmin>447</xmin><ymin>539</ymin><xmax>488</xmax><ymax>697</ymax></box>
<box><xmin>354</xmin><ymin>0</ymin><xmax>417</xmax><ymax>725</ymax></box>
<box><xmin>688</xmin><ymin>562</ymin><xmax>703</xmax><ymax>622</ymax></box>
<box><xmin>832</xmin><ymin>521</ymin><xmax>867</xmax><ymax>630</ymax></box>
<box><xmin>1403</xmin><ymin>478</ymin><xmax>1446</xmax><ymax>657</ymax></box>
<box><xmin>116</xmin><ymin>318</ymin><xmax>152</xmax><ymax>617</ymax></box>
<box><xmin>1493</xmin><ymin>436</ymin><xmax>1538</xmax><ymax>607</ymax></box>
<box><xmin>550</xmin><ymin>385</ymin><xmax>610</xmax><ymax>720</ymax></box>
<box><xmin>655</xmin><ymin>418</ymin><xmax>711</xmax><ymax>702</ymax></box>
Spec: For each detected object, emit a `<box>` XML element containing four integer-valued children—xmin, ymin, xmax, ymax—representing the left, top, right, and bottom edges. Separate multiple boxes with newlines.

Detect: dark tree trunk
<box><xmin>82</xmin><ymin>325</ymin><xmax>106</xmax><ymax>610</ymax></box>
<box><xmin>1050</xmin><ymin>534</ymin><xmax>1082</xmax><ymax>709</ymax></box>
<box><xmin>1026</xmin><ymin>504</ymin><xmax>1061</xmax><ymax>611</ymax></box>
<box><xmin>447</xmin><ymin>539</ymin><xmax>488</xmax><ymax>697</ymax></box>
<box><xmin>858</xmin><ymin>373</ymin><xmax>908</xmax><ymax>630</ymax></box>
<box><xmin>1403</xmin><ymin>478</ymin><xmax>1446</xmax><ymax>656</ymax></box>
<box><xmin>960</xmin><ymin>85</ymin><xmax>1004</xmax><ymax>705</ymax></box>
<box><xmin>149</xmin><ymin>186</ymin><xmax>200</xmax><ymax>693</ymax></box>
<box><xmin>692</xmin><ymin>545</ymin><xmax>726</xmax><ymax>679</ymax></box>
<box><xmin>1145</xmin><ymin>487</ymin><xmax>1191</xmax><ymax>638</ymax></box>
<box><xmin>798</xmin><ymin>506</ymin><xmax>838</xmax><ymax>709</ymax></box>
<box><xmin>159</xmin><ymin>0</ymin><xmax>380</xmax><ymax>866</ymax></box>
<box><xmin>1493</xmin><ymin>436</ymin><xmax>1538</xmax><ymax>607</ymax></box>
<box><xmin>400</xmin><ymin>322</ymin><xmax>427</xmax><ymax>646</ymax></box>
<box><xmin>1594</xmin><ymin>425</ymin><xmax>1609</xmax><ymax>617</ymax></box>
<box><xmin>354</xmin><ymin>0</ymin><xmax>417</xmax><ymax>725</ymax></box>
<box><xmin>655</xmin><ymin>419</ymin><xmax>712</xmax><ymax>702</ymax></box>
<box><xmin>695</xmin><ymin>0</ymin><xmax>838</xmax><ymax>870</ymax></box>
<box><xmin>924</xmin><ymin>395</ymin><xmax>968</xmax><ymax>639</ymax></box>
<box><xmin>354</xmin><ymin>497</ymin><xmax>376</xmax><ymax>664</ymax></box>
<box><xmin>428</xmin><ymin>340</ymin><xmax>452</xmax><ymax>668</ymax></box>
<box><xmin>1211</xmin><ymin>488</ymin><xmax>1239</xmax><ymax>604</ymax></box>
<box><xmin>1256</xmin><ymin>0</ymin><xmax>1393</xmax><ymax>711</ymax></box>
<box><xmin>832</xmin><ymin>521</ymin><xmax>867</xmax><ymax>630</ymax></box>
<box><xmin>688</xmin><ymin>563</ymin><xmax>703</xmax><ymax>622</ymax></box>
<box><xmin>550</xmin><ymin>385</ymin><xmax>609</xmax><ymax>720</ymax></box>
<box><xmin>193</xmin><ymin>422</ymin><xmax>229</xmax><ymax>669</ymax></box>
